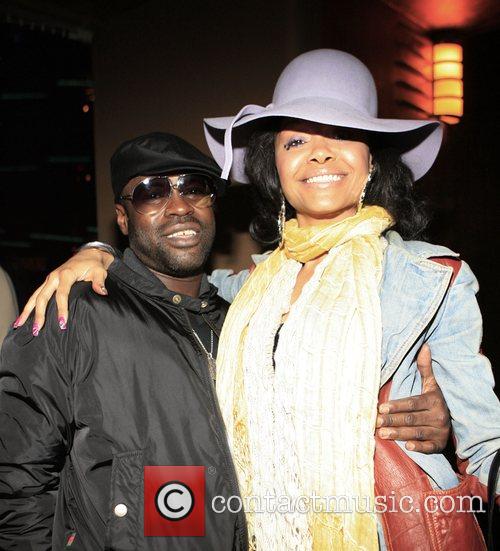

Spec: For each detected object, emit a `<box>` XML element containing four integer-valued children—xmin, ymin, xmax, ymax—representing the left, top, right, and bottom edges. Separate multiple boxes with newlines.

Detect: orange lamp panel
<box><xmin>433</xmin><ymin>43</ymin><xmax>463</xmax><ymax>63</ymax></box>
<box><xmin>433</xmin><ymin>98</ymin><xmax>463</xmax><ymax>117</ymax></box>
<box><xmin>433</xmin><ymin>79</ymin><xmax>463</xmax><ymax>98</ymax></box>
<box><xmin>433</xmin><ymin>61</ymin><xmax>463</xmax><ymax>80</ymax></box>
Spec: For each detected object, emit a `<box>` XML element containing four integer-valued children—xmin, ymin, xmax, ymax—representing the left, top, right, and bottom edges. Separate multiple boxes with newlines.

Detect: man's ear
<box><xmin>115</xmin><ymin>203</ymin><xmax>129</xmax><ymax>235</ymax></box>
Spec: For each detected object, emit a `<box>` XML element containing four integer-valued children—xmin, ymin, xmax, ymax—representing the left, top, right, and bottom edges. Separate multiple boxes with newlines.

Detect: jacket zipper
<box><xmin>201</xmin><ymin>313</ymin><xmax>221</xmax><ymax>338</ymax></box>
<box><xmin>183</xmin><ymin>311</ymin><xmax>249</xmax><ymax>550</ymax></box>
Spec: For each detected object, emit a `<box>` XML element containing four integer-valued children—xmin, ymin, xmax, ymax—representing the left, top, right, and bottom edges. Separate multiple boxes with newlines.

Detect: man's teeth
<box><xmin>305</xmin><ymin>174</ymin><xmax>344</xmax><ymax>183</ymax></box>
<box><xmin>167</xmin><ymin>229</ymin><xmax>197</xmax><ymax>238</ymax></box>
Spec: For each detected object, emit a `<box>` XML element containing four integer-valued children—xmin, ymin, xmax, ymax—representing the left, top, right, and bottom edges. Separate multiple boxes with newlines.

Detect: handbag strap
<box><xmin>487</xmin><ymin>449</ymin><xmax>500</xmax><ymax>551</ymax></box>
<box><xmin>429</xmin><ymin>256</ymin><xmax>461</xmax><ymax>284</ymax></box>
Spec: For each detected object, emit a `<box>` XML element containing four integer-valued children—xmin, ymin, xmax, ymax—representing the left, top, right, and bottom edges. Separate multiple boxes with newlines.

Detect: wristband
<box><xmin>78</xmin><ymin>241</ymin><xmax>117</xmax><ymax>257</ymax></box>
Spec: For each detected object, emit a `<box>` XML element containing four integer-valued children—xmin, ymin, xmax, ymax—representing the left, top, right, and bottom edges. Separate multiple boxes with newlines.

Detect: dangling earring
<box><xmin>277</xmin><ymin>196</ymin><xmax>286</xmax><ymax>247</ymax></box>
<box><xmin>358</xmin><ymin>165</ymin><xmax>374</xmax><ymax>212</ymax></box>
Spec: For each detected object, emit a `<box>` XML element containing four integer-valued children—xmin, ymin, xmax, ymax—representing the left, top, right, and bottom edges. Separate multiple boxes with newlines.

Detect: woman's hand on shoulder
<box><xmin>14</xmin><ymin>248</ymin><xmax>114</xmax><ymax>334</ymax></box>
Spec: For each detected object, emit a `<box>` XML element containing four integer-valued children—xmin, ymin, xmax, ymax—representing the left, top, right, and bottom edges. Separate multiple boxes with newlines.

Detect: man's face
<box><xmin>116</xmin><ymin>174</ymin><xmax>216</xmax><ymax>277</ymax></box>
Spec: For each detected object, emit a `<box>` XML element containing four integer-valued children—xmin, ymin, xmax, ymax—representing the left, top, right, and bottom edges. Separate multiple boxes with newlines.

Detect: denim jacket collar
<box><xmin>380</xmin><ymin>231</ymin><xmax>459</xmax><ymax>385</ymax></box>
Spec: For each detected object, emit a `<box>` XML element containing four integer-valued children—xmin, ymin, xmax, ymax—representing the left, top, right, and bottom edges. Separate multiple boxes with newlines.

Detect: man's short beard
<box><xmin>128</xmin><ymin>218</ymin><xmax>215</xmax><ymax>277</ymax></box>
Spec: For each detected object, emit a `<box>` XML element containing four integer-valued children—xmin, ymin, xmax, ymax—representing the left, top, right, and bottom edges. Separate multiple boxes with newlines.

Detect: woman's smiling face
<box><xmin>275</xmin><ymin>120</ymin><xmax>372</xmax><ymax>227</ymax></box>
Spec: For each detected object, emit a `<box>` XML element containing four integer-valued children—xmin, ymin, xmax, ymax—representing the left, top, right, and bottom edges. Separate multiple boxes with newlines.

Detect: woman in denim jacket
<box><xmin>202</xmin><ymin>49</ymin><xmax>499</xmax><ymax>550</ymax></box>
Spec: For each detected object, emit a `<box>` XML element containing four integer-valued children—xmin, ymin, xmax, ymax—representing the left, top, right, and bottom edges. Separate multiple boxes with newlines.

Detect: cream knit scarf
<box><xmin>216</xmin><ymin>206</ymin><xmax>393</xmax><ymax>550</ymax></box>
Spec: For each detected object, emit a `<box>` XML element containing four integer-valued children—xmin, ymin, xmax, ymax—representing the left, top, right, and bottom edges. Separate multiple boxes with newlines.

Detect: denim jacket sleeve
<box><xmin>208</xmin><ymin>268</ymin><xmax>251</xmax><ymax>303</ymax></box>
<box><xmin>209</xmin><ymin>252</ymin><xmax>271</xmax><ymax>303</ymax></box>
<box><xmin>425</xmin><ymin>259</ymin><xmax>500</xmax><ymax>498</ymax></box>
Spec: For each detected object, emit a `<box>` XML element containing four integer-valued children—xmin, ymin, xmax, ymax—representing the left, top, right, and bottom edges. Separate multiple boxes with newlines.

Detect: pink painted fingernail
<box><xmin>406</xmin><ymin>442</ymin><xmax>415</xmax><ymax>451</ymax></box>
<box><xmin>32</xmin><ymin>323</ymin><xmax>40</xmax><ymax>337</ymax></box>
<box><xmin>101</xmin><ymin>286</ymin><xmax>108</xmax><ymax>295</ymax></box>
<box><xmin>379</xmin><ymin>404</ymin><xmax>390</xmax><ymax>414</ymax></box>
<box><xmin>12</xmin><ymin>317</ymin><xmax>21</xmax><ymax>329</ymax></box>
<box><xmin>58</xmin><ymin>317</ymin><xmax>67</xmax><ymax>330</ymax></box>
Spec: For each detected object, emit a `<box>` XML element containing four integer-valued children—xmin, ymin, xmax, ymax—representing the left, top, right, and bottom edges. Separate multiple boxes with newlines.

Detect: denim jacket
<box><xmin>209</xmin><ymin>230</ymin><xmax>500</xmax><ymax>495</ymax></box>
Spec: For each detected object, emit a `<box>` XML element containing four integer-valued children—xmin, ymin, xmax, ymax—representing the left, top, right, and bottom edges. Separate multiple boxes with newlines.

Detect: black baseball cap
<box><xmin>110</xmin><ymin>132</ymin><xmax>227</xmax><ymax>201</ymax></box>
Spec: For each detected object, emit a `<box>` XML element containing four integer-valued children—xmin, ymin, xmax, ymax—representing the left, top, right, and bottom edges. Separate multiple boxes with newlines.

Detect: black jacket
<box><xmin>0</xmin><ymin>249</ymin><xmax>247</xmax><ymax>550</ymax></box>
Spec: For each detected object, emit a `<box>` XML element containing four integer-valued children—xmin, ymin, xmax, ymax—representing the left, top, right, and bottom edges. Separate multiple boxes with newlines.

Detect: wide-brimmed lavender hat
<box><xmin>204</xmin><ymin>49</ymin><xmax>442</xmax><ymax>183</ymax></box>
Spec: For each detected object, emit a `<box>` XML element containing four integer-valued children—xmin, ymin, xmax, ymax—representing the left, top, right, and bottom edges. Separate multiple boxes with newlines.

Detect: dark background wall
<box><xmin>88</xmin><ymin>0</ymin><xmax>500</xmax><ymax>365</ymax></box>
<box><xmin>91</xmin><ymin>0</ymin><xmax>302</xmax><ymax>265</ymax></box>
<box><xmin>1</xmin><ymin>0</ymin><xmax>499</xmax><ymax>368</ymax></box>
<box><xmin>0</xmin><ymin>19</ymin><xmax>95</xmax><ymax>305</ymax></box>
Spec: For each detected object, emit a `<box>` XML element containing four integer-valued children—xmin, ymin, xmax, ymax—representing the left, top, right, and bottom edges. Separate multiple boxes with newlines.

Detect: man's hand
<box><xmin>376</xmin><ymin>344</ymin><xmax>450</xmax><ymax>454</ymax></box>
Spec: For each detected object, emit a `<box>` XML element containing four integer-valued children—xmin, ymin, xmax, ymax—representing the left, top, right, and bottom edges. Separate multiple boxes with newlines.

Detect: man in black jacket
<box><xmin>0</xmin><ymin>133</ymin><xmax>247</xmax><ymax>550</ymax></box>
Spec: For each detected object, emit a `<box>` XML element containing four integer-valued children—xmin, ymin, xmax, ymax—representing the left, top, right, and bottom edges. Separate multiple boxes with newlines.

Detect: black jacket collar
<box><xmin>108</xmin><ymin>248</ymin><xmax>221</xmax><ymax>315</ymax></box>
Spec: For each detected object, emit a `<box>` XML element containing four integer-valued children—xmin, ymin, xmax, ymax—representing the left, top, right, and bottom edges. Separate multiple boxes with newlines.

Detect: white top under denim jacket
<box><xmin>209</xmin><ymin>230</ymin><xmax>500</xmax><ymax>497</ymax></box>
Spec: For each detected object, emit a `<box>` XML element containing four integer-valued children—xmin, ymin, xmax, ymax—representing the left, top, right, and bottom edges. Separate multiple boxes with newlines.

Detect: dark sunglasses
<box><xmin>119</xmin><ymin>174</ymin><xmax>217</xmax><ymax>215</ymax></box>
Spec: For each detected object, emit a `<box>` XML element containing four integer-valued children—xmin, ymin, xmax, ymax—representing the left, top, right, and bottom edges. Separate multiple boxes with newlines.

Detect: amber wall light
<box><xmin>433</xmin><ymin>43</ymin><xmax>463</xmax><ymax>125</ymax></box>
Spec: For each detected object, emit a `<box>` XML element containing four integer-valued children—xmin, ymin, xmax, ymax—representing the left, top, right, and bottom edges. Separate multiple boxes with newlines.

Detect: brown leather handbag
<box><xmin>375</xmin><ymin>381</ymin><xmax>486</xmax><ymax>551</ymax></box>
<box><xmin>374</xmin><ymin>257</ymin><xmax>487</xmax><ymax>551</ymax></box>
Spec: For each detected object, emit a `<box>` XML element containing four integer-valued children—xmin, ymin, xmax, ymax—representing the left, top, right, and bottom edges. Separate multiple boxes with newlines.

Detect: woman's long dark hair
<box><xmin>245</xmin><ymin>129</ymin><xmax>430</xmax><ymax>246</ymax></box>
